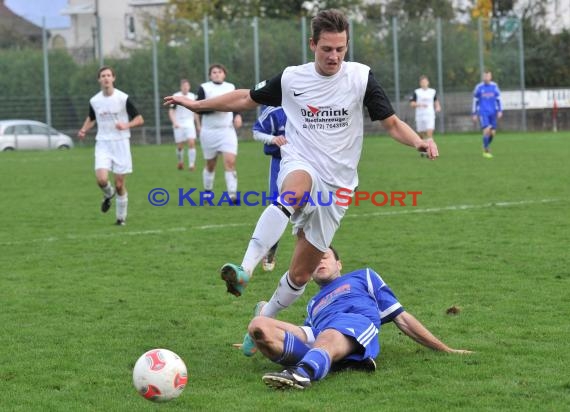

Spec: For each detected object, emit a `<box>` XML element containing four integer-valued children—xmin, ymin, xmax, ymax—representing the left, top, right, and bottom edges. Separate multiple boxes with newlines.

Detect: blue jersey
<box><xmin>252</xmin><ymin>105</ymin><xmax>287</xmax><ymax>158</ymax></box>
<box><xmin>304</xmin><ymin>268</ymin><xmax>404</xmax><ymax>331</ymax></box>
<box><xmin>472</xmin><ymin>82</ymin><xmax>502</xmax><ymax>115</ymax></box>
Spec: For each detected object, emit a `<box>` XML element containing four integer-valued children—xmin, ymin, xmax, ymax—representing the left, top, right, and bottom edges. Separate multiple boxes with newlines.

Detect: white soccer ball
<box><xmin>132</xmin><ymin>348</ymin><xmax>188</xmax><ymax>402</ymax></box>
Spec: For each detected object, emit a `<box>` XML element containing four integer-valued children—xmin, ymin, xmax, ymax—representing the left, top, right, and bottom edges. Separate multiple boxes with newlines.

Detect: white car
<box><xmin>0</xmin><ymin>120</ymin><xmax>74</xmax><ymax>151</ymax></box>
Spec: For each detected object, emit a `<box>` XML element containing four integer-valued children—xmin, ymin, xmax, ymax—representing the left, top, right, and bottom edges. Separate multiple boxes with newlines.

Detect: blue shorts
<box><xmin>268</xmin><ymin>156</ymin><xmax>280</xmax><ymax>199</ymax></box>
<box><xmin>479</xmin><ymin>113</ymin><xmax>497</xmax><ymax>130</ymax></box>
<box><xmin>308</xmin><ymin>313</ymin><xmax>379</xmax><ymax>361</ymax></box>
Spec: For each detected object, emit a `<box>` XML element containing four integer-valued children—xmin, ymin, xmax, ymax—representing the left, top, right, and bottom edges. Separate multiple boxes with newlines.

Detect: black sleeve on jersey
<box><xmin>249</xmin><ymin>73</ymin><xmax>283</xmax><ymax>107</ymax></box>
<box><xmin>196</xmin><ymin>85</ymin><xmax>214</xmax><ymax>114</ymax></box>
<box><xmin>410</xmin><ymin>91</ymin><xmax>417</xmax><ymax>102</ymax></box>
<box><xmin>126</xmin><ymin>98</ymin><xmax>141</xmax><ymax>120</ymax></box>
<box><xmin>88</xmin><ymin>104</ymin><xmax>96</xmax><ymax>121</ymax></box>
<box><xmin>434</xmin><ymin>92</ymin><xmax>438</xmax><ymax>101</ymax></box>
<box><xmin>364</xmin><ymin>71</ymin><xmax>395</xmax><ymax>121</ymax></box>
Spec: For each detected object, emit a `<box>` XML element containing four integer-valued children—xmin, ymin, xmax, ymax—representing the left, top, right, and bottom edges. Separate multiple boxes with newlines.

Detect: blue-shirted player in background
<box><xmin>252</xmin><ymin>106</ymin><xmax>288</xmax><ymax>272</ymax></box>
<box><xmin>243</xmin><ymin>247</ymin><xmax>472</xmax><ymax>390</ymax></box>
<box><xmin>472</xmin><ymin>70</ymin><xmax>503</xmax><ymax>159</ymax></box>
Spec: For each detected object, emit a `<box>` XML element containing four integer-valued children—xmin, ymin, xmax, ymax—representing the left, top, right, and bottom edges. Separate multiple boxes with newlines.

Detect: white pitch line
<box><xmin>0</xmin><ymin>198</ymin><xmax>563</xmax><ymax>247</ymax></box>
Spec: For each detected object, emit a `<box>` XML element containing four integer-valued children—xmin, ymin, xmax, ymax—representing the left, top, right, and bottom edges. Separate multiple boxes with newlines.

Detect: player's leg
<box><xmin>174</xmin><ymin>127</ymin><xmax>185</xmax><ymax>170</ymax></box>
<box><xmin>112</xmin><ymin>140</ymin><xmax>132</xmax><ymax>226</ymax></box>
<box><xmin>95</xmin><ymin>141</ymin><xmax>115</xmax><ymax>213</ymax></box>
<box><xmin>480</xmin><ymin>114</ymin><xmax>493</xmax><ymax>158</ymax></box>
<box><xmin>222</xmin><ymin>151</ymin><xmax>238</xmax><ymax>204</ymax></box>
<box><xmin>262</xmin><ymin>329</ymin><xmax>357</xmax><ymax>389</ymax></box>
<box><xmin>199</xmin><ymin>128</ymin><xmax>217</xmax><ymax>197</ymax></box>
<box><xmin>220</xmin><ymin>167</ymin><xmax>312</xmax><ymax>297</ymax></box>
<box><xmin>247</xmin><ymin>316</ymin><xmax>310</xmax><ymax>363</ymax></box>
<box><xmin>187</xmin><ymin>137</ymin><xmax>196</xmax><ymax>171</ymax></box>
<box><xmin>261</xmin><ymin>232</ymin><xmax>323</xmax><ymax>317</ymax></box>
<box><xmin>263</xmin><ymin>157</ymin><xmax>282</xmax><ymax>272</ymax></box>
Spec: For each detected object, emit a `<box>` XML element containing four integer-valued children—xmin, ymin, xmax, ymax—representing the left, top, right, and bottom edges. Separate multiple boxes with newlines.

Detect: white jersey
<box><xmin>199</xmin><ymin>81</ymin><xmax>236</xmax><ymax>129</ymax></box>
<box><xmin>279</xmin><ymin>62</ymin><xmax>370</xmax><ymax>190</ymax></box>
<box><xmin>89</xmin><ymin>89</ymin><xmax>132</xmax><ymax>141</ymax></box>
<box><xmin>411</xmin><ymin>87</ymin><xmax>437</xmax><ymax>119</ymax></box>
<box><xmin>171</xmin><ymin>91</ymin><xmax>197</xmax><ymax>127</ymax></box>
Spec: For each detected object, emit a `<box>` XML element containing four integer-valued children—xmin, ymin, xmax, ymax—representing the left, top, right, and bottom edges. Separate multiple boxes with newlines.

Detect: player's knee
<box><xmin>248</xmin><ymin>316</ymin><xmax>270</xmax><ymax>343</ymax></box>
<box><xmin>288</xmin><ymin>270</ymin><xmax>311</xmax><ymax>288</ymax></box>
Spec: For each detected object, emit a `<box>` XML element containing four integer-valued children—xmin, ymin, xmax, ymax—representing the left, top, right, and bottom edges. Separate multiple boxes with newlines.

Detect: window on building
<box><xmin>125</xmin><ymin>15</ymin><xmax>136</xmax><ymax>40</ymax></box>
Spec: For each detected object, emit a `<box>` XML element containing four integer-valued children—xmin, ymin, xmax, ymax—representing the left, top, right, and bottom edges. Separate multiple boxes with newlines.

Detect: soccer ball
<box><xmin>132</xmin><ymin>348</ymin><xmax>188</xmax><ymax>402</ymax></box>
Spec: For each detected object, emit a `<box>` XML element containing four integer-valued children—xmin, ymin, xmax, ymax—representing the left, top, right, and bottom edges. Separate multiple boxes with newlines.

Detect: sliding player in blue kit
<box><xmin>472</xmin><ymin>70</ymin><xmax>503</xmax><ymax>158</ymax></box>
<box><xmin>245</xmin><ymin>247</ymin><xmax>472</xmax><ymax>390</ymax></box>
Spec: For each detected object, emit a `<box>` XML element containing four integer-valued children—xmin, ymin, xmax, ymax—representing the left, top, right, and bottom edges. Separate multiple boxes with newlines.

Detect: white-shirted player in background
<box><xmin>169</xmin><ymin>78</ymin><xmax>201</xmax><ymax>171</ymax></box>
<box><xmin>164</xmin><ymin>10</ymin><xmax>438</xmax><ymax>328</ymax></box>
<box><xmin>78</xmin><ymin>66</ymin><xmax>144</xmax><ymax>226</ymax></box>
<box><xmin>409</xmin><ymin>75</ymin><xmax>441</xmax><ymax>157</ymax></box>
<box><xmin>196</xmin><ymin>64</ymin><xmax>243</xmax><ymax>203</ymax></box>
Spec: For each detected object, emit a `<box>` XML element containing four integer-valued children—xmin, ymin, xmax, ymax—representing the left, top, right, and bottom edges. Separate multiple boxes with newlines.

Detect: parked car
<box><xmin>0</xmin><ymin>120</ymin><xmax>74</xmax><ymax>151</ymax></box>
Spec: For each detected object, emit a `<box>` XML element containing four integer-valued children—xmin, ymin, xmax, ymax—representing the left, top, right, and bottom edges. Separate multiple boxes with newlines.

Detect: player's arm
<box><xmin>168</xmin><ymin>104</ymin><xmax>178</xmax><ymax>127</ymax></box>
<box><xmin>194</xmin><ymin>112</ymin><xmax>201</xmax><ymax>135</ymax></box>
<box><xmin>472</xmin><ymin>85</ymin><xmax>480</xmax><ymax>121</ymax></box>
<box><xmin>78</xmin><ymin>104</ymin><xmax>96</xmax><ymax>139</ymax></box>
<box><xmin>364</xmin><ymin>72</ymin><xmax>438</xmax><ymax>159</ymax></box>
<box><xmin>164</xmin><ymin>89</ymin><xmax>258</xmax><ymax>113</ymax></box>
<box><xmin>409</xmin><ymin>91</ymin><xmax>418</xmax><ymax>108</ymax></box>
<box><xmin>495</xmin><ymin>85</ymin><xmax>503</xmax><ymax>118</ymax></box>
<box><xmin>392</xmin><ymin>312</ymin><xmax>472</xmax><ymax>354</ymax></box>
<box><xmin>434</xmin><ymin>93</ymin><xmax>441</xmax><ymax>112</ymax></box>
<box><xmin>116</xmin><ymin>98</ymin><xmax>144</xmax><ymax>130</ymax></box>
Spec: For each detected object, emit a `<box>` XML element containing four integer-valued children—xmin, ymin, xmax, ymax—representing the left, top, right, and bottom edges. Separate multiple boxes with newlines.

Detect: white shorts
<box><xmin>199</xmin><ymin>127</ymin><xmax>238</xmax><ymax>160</ymax></box>
<box><xmin>277</xmin><ymin>159</ymin><xmax>348</xmax><ymax>252</ymax></box>
<box><xmin>415</xmin><ymin>116</ymin><xmax>435</xmax><ymax>133</ymax></box>
<box><xmin>94</xmin><ymin>139</ymin><xmax>132</xmax><ymax>174</ymax></box>
<box><xmin>173</xmin><ymin>125</ymin><xmax>196</xmax><ymax>143</ymax></box>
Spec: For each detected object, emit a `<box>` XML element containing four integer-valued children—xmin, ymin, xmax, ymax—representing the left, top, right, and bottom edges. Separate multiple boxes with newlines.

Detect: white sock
<box><xmin>203</xmin><ymin>169</ymin><xmax>215</xmax><ymax>191</ymax></box>
<box><xmin>116</xmin><ymin>193</ymin><xmax>128</xmax><ymax>221</ymax></box>
<box><xmin>241</xmin><ymin>204</ymin><xmax>289</xmax><ymax>275</ymax></box>
<box><xmin>176</xmin><ymin>148</ymin><xmax>184</xmax><ymax>163</ymax></box>
<box><xmin>101</xmin><ymin>182</ymin><xmax>114</xmax><ymax>198</ymax></box>
<box><xmin>262</xmin><ymin>272</ymin><xmax>306</xmax><ymax>318</ymax></box>
<box><xmin>188</xmin><ymin>148</ymin><xmax>196</xmax><ymax>167</ymax></box>
<box><xmin>225</xmin><ymin>170</ymin><xmax>238</xmax><ymax>198</ymax></box>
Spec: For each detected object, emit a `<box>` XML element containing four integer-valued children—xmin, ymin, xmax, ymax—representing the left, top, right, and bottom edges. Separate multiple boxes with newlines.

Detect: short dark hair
<box><xmin>419</xmin><ymin>75</ymin><xmax>428</xmax><ymax>81</ymax></box>
<box><xmin>311</xmin><ymin>9</ymin><xmax>349</xmax><ymax>44</ymax></box>
<box><xmin>328</xmin><ymin>245</ymin><xmax>340</xmax><ymax>261</ymax></box>
<box><xmin>209</xmin><ymin>64</ymin><xmax>227</xmax><ymax>76</ymax></box>
<box><xmin>180</xmin><ymin>78</ymin><xmax>190</xmax><ymax>84</ymax></box>
<box><xmin>97</xmin><ymin>66</ymin><xmax>115</xmax><ymax>78</ymax></box>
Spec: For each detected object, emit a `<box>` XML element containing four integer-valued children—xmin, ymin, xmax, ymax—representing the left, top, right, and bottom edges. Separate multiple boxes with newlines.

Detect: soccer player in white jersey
<box><xmin>244</xmin><ymin>247</ymin><xmax>471</xmax><ymax>389</ymax></box>
<box><xmin>409</xmin><ymin>75</ymin><xmax>441</xmax><ymax>157</ymax></box>
<box><xmin>169</xmin><ymin>78</ymin><xmax>201</xmax><ymax>171</ymax></box>
<box><xmin>196</xmin><ymin>64</ymin><xmax>243</xmax><ymax>203</ymax></box>
<box><xmin>164</xmin><ymin>10</ymin><xmax>438</xmax><ymax>321</ymax></box>
<box><xmin>78</xmin><ymin>66</ymin><xmax>144</xmax><ymax>226</ymax></box>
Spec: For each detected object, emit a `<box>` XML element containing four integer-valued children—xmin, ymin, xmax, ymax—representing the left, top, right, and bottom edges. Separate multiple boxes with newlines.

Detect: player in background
<box><xmin>78</xmin><ymin>66</ymin><xmax>144</xmax><ymax>226</ymax></box>
<box><xmin>197</xmin><ymin>64</ymin><xmax>243</xmax><ymax>203</ymax></box>
<box><xmin>243</xmin><ymin>247</ymin><xmax>472</xmax><ymax>389</ymax></box>
<box><xmin>409</xmin><ymin>75</ymin><xmax>440</xmax><ymax>157</ymax></box>
<box><xmin>164</xmin><ymin>10</ymin><xmax>438</xmax><ymax>323</ymax></box>
<box><xmin>169</xmin><ymin>79</ymin><xmax>201</xmax><ymax>171</ymax></box>
<box><xmin>252</xmin><ymin>106</ymin><xmax>288</xmax><ymax>272</ymax></box>
<box><xmin>472</xmin><ymin>70</ymin><xmax>503</xmax><ymax>159</ymax></box>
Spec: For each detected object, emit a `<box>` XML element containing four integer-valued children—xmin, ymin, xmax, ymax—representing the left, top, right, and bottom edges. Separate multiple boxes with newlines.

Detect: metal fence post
<box><xmin>392</xmin><ymin>16</ymin><xmax>400</xmax><ymax>116</ymax></box>
<box><xmin>517</xmin><ymin>18</ymin><xmax>527</xmax><ymax>132</ymax></box>
<box><xmin>203</xmin><ymin>15</ymin><xmax>210</xmax><ymax>82</ymax></box>
<box><xmin>42</xmin><ymin>17</ymin><xmax>52</xmax><ymax>147</ymax></box>
<box><xmin>151</xmin><ymin>18</ymin><xmax>161</xmax><ymax>145</ymax></box>
<box><xmin>301</xmin><ymin>17</ymin><xmax>307</xmax><ymax>64</ymax></box>
<box><xmin>436</xmin><ymin>18</ymin><xmax>445</xmax><ymax>134</ymax></box>
<box><xmin>349</xmin><ymin>18</ymin><xmax>354</xmax><ymax>62</ymax></box>
<box><xmin>478</xmin><ymin>17</ymin><xmax>485</xmax><ymax>78</ymax></box>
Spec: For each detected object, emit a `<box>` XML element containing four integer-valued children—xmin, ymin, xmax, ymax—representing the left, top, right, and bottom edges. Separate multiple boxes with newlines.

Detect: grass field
<box><xmin>1</xmin><ymin>131</ymin><xmax>569</xmax><ymax>411</ymax></box>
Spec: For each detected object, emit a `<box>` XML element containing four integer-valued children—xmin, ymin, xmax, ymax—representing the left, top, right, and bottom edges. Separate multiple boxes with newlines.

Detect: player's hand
<box><xmin>471</xmin><ymin>115</ymin><xmax>478</xmax><ymax>123</ymax></box>
<box><xmin>77</xmin><ymin>129</ymin><xmax>86</xmax><ymax>140</ymax></box>
<box><xmin>498</xmin><ymin>111</ymin><xmax>503</xmax><ymax>119</ymax></box>
<box><xmin>115</xmin><ymin>122</ymin><xmax>130</xmax><ymax>131</ymax></box>
<box><xmin>417</xmin><ymin>138</ymin><xmax>439</xmax><ymax>160</ymax></box>
<box><xmin>272</xmin><ymin>135</ymin><xmax>287</xmax><ymax>146</ymax></box>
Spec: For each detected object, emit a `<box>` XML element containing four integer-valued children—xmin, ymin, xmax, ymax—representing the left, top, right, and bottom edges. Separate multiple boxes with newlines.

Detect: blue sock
<box><xmin>274</xmin><ymin>332</ymin><xmax>310</xmax><ymax>366</ymax></box>
<box><xmin>296</xmin><ymin>348</ymin><xmax>331</xmax><ymax>381</ymax></box>
<box><xmin>483</xmin><ymin>135</ymin><xmax>491</xmax><ymax>149</ymax></box>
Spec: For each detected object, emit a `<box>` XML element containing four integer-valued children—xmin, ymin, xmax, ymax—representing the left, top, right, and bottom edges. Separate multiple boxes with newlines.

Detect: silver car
<box><xmin>0</xmin><ymin>120</ymin><xmax>74</xmax><ymax>151</ymax></box>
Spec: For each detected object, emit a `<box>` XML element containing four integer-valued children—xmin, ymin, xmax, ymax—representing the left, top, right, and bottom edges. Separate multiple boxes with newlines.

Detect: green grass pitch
<box><xmin>1</xmin><ymin>131</ymin><xmax>569</xmax><ymax>411</ymax></box>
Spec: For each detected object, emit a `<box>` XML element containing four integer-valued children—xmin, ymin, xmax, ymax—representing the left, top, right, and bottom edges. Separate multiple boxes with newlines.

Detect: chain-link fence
<box><xmin>1</xmin><ymin>16</ymin><xmax>568</xmax><ymax>146</ymax></box>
